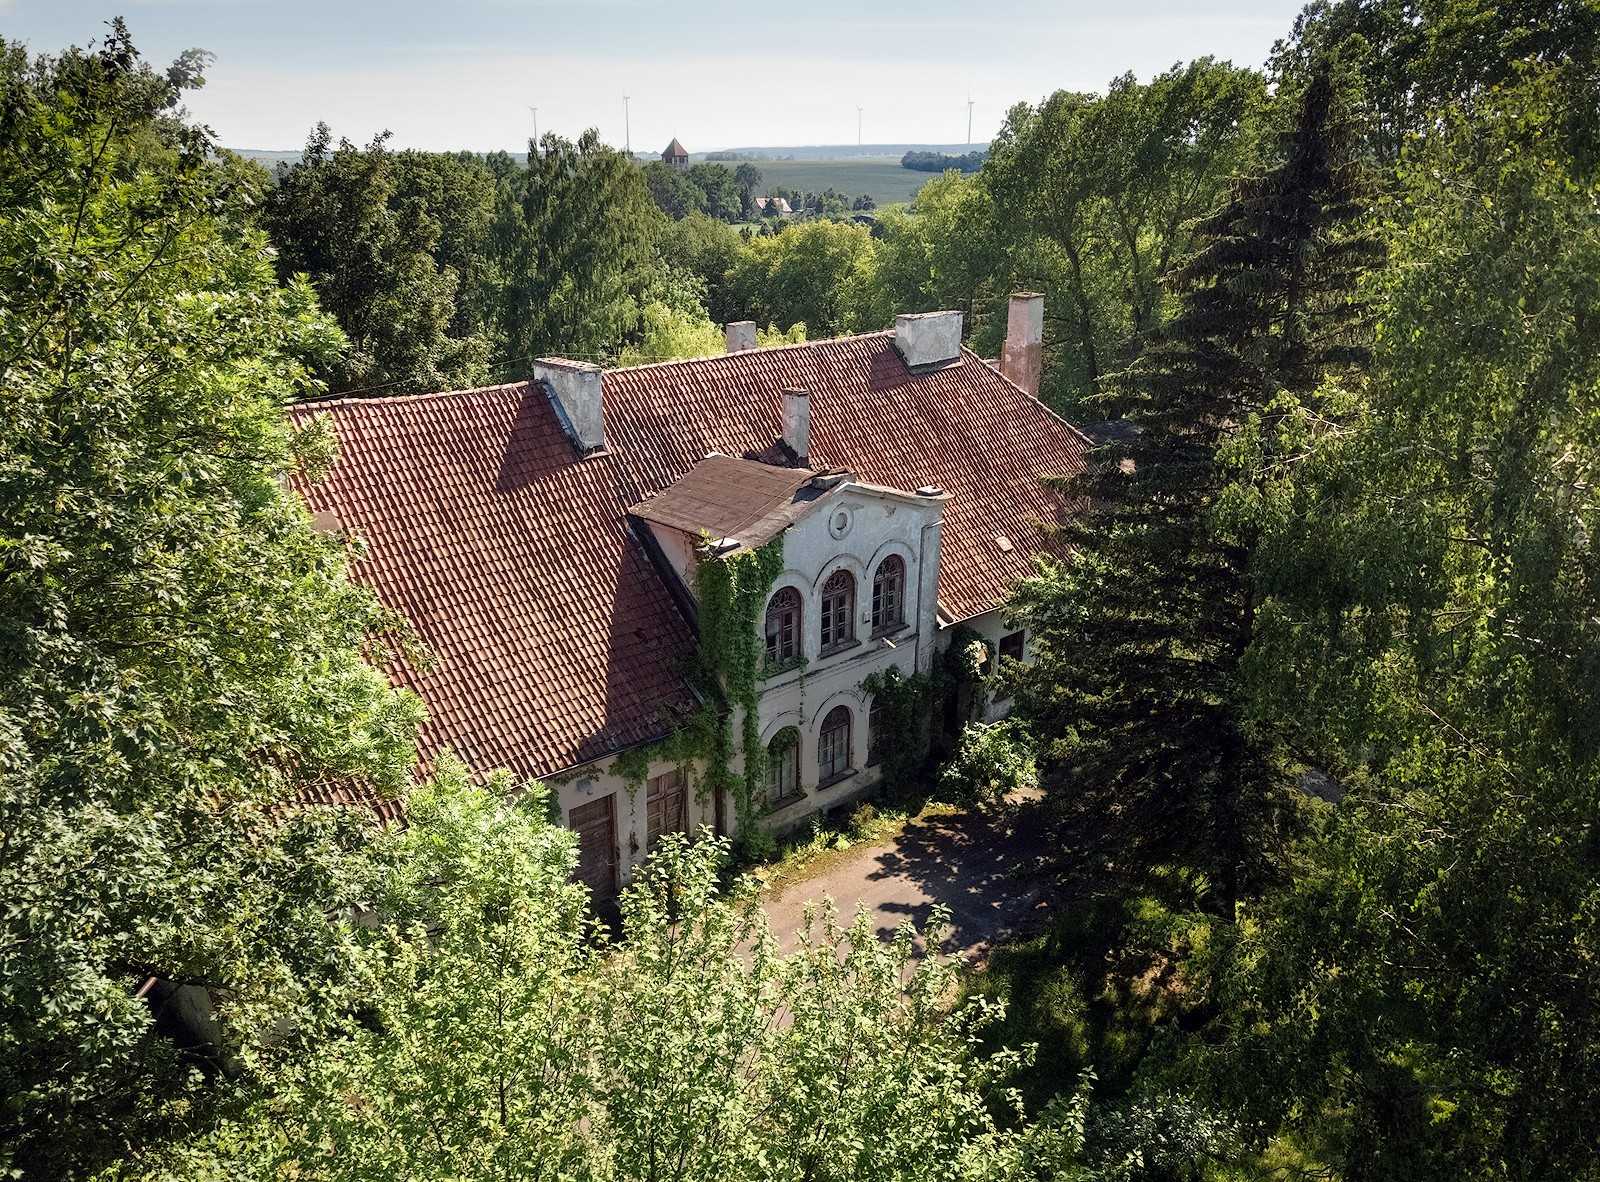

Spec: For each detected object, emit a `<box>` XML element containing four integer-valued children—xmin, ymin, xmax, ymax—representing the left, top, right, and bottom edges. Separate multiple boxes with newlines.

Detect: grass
<box><xmin>741</xmin><ymin>796</ymin><xmax>960</xmax><ymax>898</ymax></box>
<box><xmin>959</xmin><ymin>866</ymin><xmax>1216</xmax><ymax>1115</ymax></box>
<box><xmin>749</xmin><ymin>158</ymin><xmax>932</xmax><ymax>205</ymax></box>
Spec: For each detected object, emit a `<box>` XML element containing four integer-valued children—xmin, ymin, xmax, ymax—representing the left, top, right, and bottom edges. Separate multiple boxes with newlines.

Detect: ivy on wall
<box><xmin>860</xmin><ymin>623</ymin><xmax>995</xmax><ymax>796</ymax></box>
<box><xmin>609</xmin><ymin>535</ymin><xmax>786</xmax><ymax>836</ymax></box>
<box><xmin>695</xmin><ymin>536</ymin><xmax>786</xmax><ymax>826</ymax></box>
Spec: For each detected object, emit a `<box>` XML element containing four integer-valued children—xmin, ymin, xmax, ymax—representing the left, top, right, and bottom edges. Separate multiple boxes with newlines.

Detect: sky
<box><xmin>3</xmin><ymin>1</ymin><xmax>1309</xmax><ymax>153</ymax></box>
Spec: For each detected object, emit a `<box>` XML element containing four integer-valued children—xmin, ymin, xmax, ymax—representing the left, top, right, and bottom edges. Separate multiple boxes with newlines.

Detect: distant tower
<box><xmin>661</xmin><ymin>136</ymin><xmax>689</xmax><ymax>169</ymax></box>
<box><xmin>967</xmin><ymin>97</ymin><xmax>974</xmax><ymax>146</ymax></box>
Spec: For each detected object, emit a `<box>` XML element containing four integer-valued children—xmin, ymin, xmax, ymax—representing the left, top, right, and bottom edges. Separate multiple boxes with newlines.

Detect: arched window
<box><xmin>819</xmin><ymin>570</ymin><xmax>855</xmax><ymax>653</ymax></box>
<box><xmin>871</xmin><ymin>554</ymin><xmax>906</xmax><ymax>632</ymax></box>
<box><xmin>765</xmin><ymin>587</ymin><xmax>802</xmax><ymax>668</ymax></box>
<box><xmin>818</xmin><ymin>705</ymin><xmax>853</xmax><ymax>784</ymax></box>
<box><xmin>766</xmin><ymin>727</ymin><xmax>799</xmax><ymax>804</ymax></box>
<box><xmin>867</xmin><ymin>700</ymin><xmax>886</xmax><ymax>767</ymax></box>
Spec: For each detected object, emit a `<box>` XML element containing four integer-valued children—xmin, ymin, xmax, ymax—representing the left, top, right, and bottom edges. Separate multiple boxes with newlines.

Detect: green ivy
<box><xmin>694</xmin><ymin>536</ymin><xmax>786</xmax><ymax>826</ymax></box>
<box><xmin>611</xmin><ymin>536</ymin><xmax>785</xmax><ymax>830</ymax></box>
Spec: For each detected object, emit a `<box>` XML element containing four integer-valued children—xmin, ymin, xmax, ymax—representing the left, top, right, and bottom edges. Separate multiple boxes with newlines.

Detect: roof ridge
<box><xmin>291</xmin><ymin>379</ymin><xmax>531</xmax><ymax>414</ymax></box>
<box><xmin>606</xmin><ymin>329</ymin><xmax>893</xmax><ymax>376</ymax></box>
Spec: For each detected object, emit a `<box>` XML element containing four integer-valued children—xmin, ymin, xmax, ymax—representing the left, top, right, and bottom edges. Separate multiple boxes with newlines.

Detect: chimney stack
<box><xmin>1000</xmin><ymin>292</ymin><xmax>1044</xmax><ymax>397</ymax></box>
<box><xmin>781</xmin><ymin>386</ymin><xmax>810</xmax><ymax>464</ymax></box>
<box><xmin>533</xmin><ymin>358</ymin><xmax>606</xmax><ymax>454</ymax></box>
<box><xmin>725</xmin><ymin>321</ymin><xmax>757</xmax><ymax>352</ymax></box>
<box><xmin>893</xmin><ymin>310</ymin><xmax>964</xmax><ymax>369</ymax></box>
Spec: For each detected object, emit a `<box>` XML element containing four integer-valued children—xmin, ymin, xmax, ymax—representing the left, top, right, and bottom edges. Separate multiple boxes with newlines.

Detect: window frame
<box><xmin>818</xmin><ymin>705</ymin><xmax>853</xmax><ymax>785</ymax></box>
<box><xmin>870</xmin><ymin>555</ymin><xmax>906</xmax><ymax>634</ymax></box>
<box><xmin>764</xmin><ymin>586</ymin><xmax>803</xmax><ymax>671</ymax></box>
<box><xmin>765</xmin><ymin>730</ymin><xmax>800</xmax><ymax>806</ymax></box>
<box><xmin>819</xmin><ymin>570</ymin><xmax>856</xmax><ymax>655</ymax></box>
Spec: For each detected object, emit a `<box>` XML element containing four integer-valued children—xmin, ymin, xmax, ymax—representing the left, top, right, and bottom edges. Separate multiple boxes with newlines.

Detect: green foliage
<box><xmin>1011</xmin><ymin>66</ymin><xmax>1380</xmax><ymax>907</ymax></box>
<box><xmin>860</xmin><ymin>665</ymin><xmax>935</xmax><ymax>797</ymax></box>
<box><xmin>490</xmin><ymin>131</ymin><xmax>665</xmax><ymax>366</ymax></box>
<box><xmin>619</xmin><ymin>298</ymin><xmax>725</xmax><ymax>364</ymax></box>
<box><xmin>130</xmin><ymin>774</ymin><xmax>1087</xmax><ymax>1181</ymax></box>
<box><xmin>262</xmin><ymin>126</ymin><xmax>495</xmax><ymax>394</ymax></box>
<box><xmin>728</xmin><ymin>218</ymin><xmax>880</xmax><ymax>335</ymax></box>
<box><xmin>985</xmin><ymin>59</ymin><xmax>1269</xmax><ymax>409</ymax></box>
<box><xmin>938</xmin><ymin>721</ymin><xmax>1037</xmax><ymax>811</ymax></box>
<box><xmin>1196</xmin><ymin>63</ymin><xmax>1600</xmax><ymax>1179</ymax></box>
<box><xmin>694</xmin><ymin>539</ymin><xmax>786</xmax><ymax>824</ymax></box>
<box><xmin>1271</xmin><ymin>0</ymin><xmax>1600</xmax><ymax>165</ymax></box>
<box><xmin>0</xmin><ymin>27</ymin><xmax>420</xmax><ymax>1176</ymax></box>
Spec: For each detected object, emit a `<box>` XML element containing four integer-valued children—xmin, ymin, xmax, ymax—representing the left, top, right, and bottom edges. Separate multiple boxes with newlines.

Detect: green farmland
<box><xmin>741</xmin><ymin>157</ymin><xmax>933</xmax><ymax>205</ymax></box>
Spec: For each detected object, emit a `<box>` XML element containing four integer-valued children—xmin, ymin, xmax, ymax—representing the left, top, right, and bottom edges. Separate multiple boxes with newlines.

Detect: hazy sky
<box><xmin>4</xmin><ymin>1</ymin><xmax>1308</xmax><ymax>152</ymax></box>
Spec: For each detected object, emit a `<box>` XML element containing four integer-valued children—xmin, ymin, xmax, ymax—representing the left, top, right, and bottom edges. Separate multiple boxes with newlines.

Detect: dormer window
<box><xmin>819</xmin><ymin>570</ymin><xmax>855</xmax><ymax>653</ymax></box>
<box><xmin>871</xmin><ymin>555</ymin><xmax>905</xmax><ymax>633</ymax></box>
<box><xmin>765</xmin><ymin>587</ymin><xmax>802</xmax><ymax>669</ymax></box>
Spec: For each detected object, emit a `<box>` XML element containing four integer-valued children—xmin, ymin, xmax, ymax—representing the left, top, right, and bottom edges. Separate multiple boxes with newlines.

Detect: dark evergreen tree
<box><xmin>1011</xmin><ymin>67</ymin><xmax>1380</xmax><ymax>906</ymax></box>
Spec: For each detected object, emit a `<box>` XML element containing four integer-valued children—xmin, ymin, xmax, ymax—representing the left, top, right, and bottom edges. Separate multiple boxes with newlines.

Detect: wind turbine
<box><xmin>528</xmin><ymin>105</ymin><xmax>539</xmax><ymax>150</ymax></box>
<box><xmin>857</xmin><ymin>105</ymin><xmax>863</xmax><ymax>148</ymax></box>
<box><xmin>967</xmin><ymin>96</ymin><xmax>974</xmax><ymax>146</ymax></box>
<box><xmin>623</xmin><ymin>95</ymin><xmax>631</xmax><ymax>155</ymax></box>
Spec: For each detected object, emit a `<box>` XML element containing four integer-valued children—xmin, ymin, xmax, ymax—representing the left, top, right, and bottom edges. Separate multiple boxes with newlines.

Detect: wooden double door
<box><xmin>570</xmin><ymin>793</ymin><xmax>617</xmax><ymax>899</ymax></box>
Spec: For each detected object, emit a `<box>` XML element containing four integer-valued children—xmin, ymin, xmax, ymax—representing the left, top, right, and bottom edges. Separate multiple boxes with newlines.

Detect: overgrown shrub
<box><xmin>938</xmin><ymin>721</ymin><xmax>1037</xmax><ymax>810</ymax></box>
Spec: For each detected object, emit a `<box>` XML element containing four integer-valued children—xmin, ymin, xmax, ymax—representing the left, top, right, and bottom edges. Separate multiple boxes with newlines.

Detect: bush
<box><xmin>937</xmin><ymin>721</ymin><xmax>1037</xmax><ymax>810</ymax></box>
<box><xmin>730</xmin><ymin>822</ymin><xmax>778</xmax><ymax>868</ymax></box>
<box><xmin>847</xmin><ymin>801</ymin><xmax>880</xmax><ymax>838</ymax></box>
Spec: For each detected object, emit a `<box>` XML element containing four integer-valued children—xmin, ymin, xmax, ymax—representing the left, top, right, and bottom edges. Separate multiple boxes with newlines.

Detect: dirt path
<box><xmin>762</xmin><ymin>798</ymin><xmax>1053</xmax><ymax>961</ymax></box>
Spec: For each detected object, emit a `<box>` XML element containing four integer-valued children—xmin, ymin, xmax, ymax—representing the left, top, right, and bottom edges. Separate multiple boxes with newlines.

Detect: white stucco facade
<box><xmin>549</xmin><ymin>471</ymin><xmax>1042</xmax><ymax>897</ymax></box>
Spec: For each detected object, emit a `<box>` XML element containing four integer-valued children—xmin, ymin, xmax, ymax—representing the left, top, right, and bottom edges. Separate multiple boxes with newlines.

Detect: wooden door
<box><xmin>646</xmin><ymin>769</ymin><xmax>687</xmax><ymax>850</ymax></box>
<box><xmin>570</xmin><ymin>794</ymin><xmax>617</xmax><ymax>898</ymax></box>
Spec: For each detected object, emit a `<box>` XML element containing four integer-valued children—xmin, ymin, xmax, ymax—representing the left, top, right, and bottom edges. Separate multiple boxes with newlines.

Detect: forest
<box><xmin>2</xmin><ymin>1</ymin><xmax>1599</xmax><ymax>1179</ymax></box>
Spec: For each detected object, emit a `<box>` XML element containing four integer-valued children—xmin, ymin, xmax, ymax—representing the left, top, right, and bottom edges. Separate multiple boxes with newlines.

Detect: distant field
<box><xmin>229</xmin><ymin>149</ymin><xmax>938</xmax><ymax>207</ymax></box>
<box><xmin>749</xmin><ymin>157</ymin><xmax>931</xmax><ymax>205</ymax></box>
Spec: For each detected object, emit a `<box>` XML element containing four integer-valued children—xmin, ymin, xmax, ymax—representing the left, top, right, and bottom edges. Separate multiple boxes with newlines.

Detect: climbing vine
<box><xmin>694</xmin><ymin>536</ymin><xmax>786</xmax><ymax>827</ymax></box>
<box><xmin>861</xmin><ymin>623</ymin><xmax>996</xmax><ymax>797</ymax></box>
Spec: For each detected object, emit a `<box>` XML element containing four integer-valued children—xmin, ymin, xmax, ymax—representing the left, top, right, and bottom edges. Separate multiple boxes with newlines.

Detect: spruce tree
<box><xmin>1011</xmin><ymin>66</ymin><xmax>1380</xmax><ymax>906</ymax></box>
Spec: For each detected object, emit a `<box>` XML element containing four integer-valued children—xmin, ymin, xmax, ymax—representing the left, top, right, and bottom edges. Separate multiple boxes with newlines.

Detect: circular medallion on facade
<box><xmin>828</xmin><ymin>505</ymin><xmax>854</xmax><ymax>539</ymax></box>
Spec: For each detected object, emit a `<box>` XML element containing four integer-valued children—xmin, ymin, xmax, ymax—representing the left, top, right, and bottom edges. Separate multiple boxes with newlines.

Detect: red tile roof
<box><xmin>602</xmin><ymin>334</ymin><xmax>1090</xmax><ymax>623</ymax></box>
<box><xmin>289</xmin><ymin>383</ymin><xmax>702</xmax><ymax>782</ymax></box>
<box><xmin>290</xmin><ymin>332</ymin><xmax>1088</xmax><ymax>781</ymax></box>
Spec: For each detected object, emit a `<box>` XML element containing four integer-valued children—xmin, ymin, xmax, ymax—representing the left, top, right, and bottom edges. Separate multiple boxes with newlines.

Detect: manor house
<box><xmin>290</xmin><ymin>294</ymin><xmax>1086</xmax><ymax>896</ymax></box>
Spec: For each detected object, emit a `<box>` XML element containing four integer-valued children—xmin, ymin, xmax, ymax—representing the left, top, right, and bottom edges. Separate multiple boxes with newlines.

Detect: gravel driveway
<box><xmin>763</xmin><ymin>798</ymin><xmax>1053</xmax><ymax>961</ymax></box>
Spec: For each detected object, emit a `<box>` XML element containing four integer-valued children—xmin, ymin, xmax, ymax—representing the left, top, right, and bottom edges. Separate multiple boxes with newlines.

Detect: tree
<box><xmin>867</xmin><ymin>172</ymin><xmax>999</xmax><ymax>344</ymax></box>
<box><xmin>687</xmin><ymin>162</ymin><xmax>742</xmax><ymax>221</ymax></box>
<box><xmin>262</xmin><ymin>125</ymin><xmax>492</xmax><ymax>394</ymax></box>
<box><xmin>642</xmin><ymin>158</ymin><xmax>706</xmax><ymax>218</ymax></box>
<box><xmin>659</xmin><ymin>212</ymin><xmax>744</xmax><ymax>323</ymax></box>
<box><xmin>1271</xmin><ymin>0</ymin><xmax>1600</xmax><ymax>164</ymax></box>
<box><xmin>1197</xmin><ymin>63</ymin><xmax>1600</xmax><ymax>1179</ymax></box>
<box><xmin>734</xmin><ymin>161</ymin><xmax>764</xmax><ymax>219</ymax></box>
<box><xmin>1010</xmin><ymin>66</ymin><xmax>1379</xmax><ymax>907</ymax></box>
<box><xmin>0</xmin><ymin>26</ymin><xmax>421</xmax><ymax>1177</ymax></box>
<box><xmin>985</xmin><ymin>60</ymin><xmax>1268</xmax><ymax>409</ymax></box>
<box><xmin>490</xmin><ymin>131</ymin><xmax>665</xmax><ymax>365</ymax></box>
<box><xmin>130</xmin><ymin>774</ymin><xmax>1090</xmax><ymax>1182</ymax></box>
<box><xmin>727</xmin><ymin>219</ymin><xmax>879</xmax><ymax>337</ymax></box>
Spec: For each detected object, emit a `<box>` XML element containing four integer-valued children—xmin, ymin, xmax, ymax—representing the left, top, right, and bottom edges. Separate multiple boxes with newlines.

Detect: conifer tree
<box><xmin>1011</xmin><ymin>66</ymin><xmax>1380</xmax><ymax>905</ymax></box>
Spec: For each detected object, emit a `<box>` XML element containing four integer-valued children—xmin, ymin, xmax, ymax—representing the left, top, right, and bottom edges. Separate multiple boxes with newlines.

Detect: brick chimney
<box><xmin>781</xmin><ymin>386</ymin><xmax>810</xmax><ymax>463</ymax></box>
<box><xmin>725</xmin><ymin>321</ymin><xmax>757</xmax><ymax>352</ymax></box>
<box><xmin>533</xmin><ymin>358</ymin><xmax>605</xmax><ymax>454</ymax></box>
<box><xmin>1000</xmin><ymin>292</ymin><xmax>1044</xmax><ymax>397</ymax></box>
